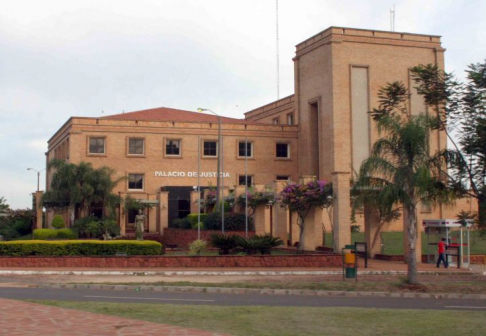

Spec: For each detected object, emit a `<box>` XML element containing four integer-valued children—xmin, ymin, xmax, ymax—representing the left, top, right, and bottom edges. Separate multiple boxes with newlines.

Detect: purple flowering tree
<box><xmin>279</xmin><ymin>180</ymin><xmax>333</xmax><ymax>251</ymax></box>
<box><xmin>236</xmin><ymin>187</ymin><xmax>275</xmax><ymax>218</ymax></box>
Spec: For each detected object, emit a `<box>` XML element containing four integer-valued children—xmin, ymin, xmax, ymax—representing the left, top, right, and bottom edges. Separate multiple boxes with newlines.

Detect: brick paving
<box><xmin>0</xmin><ymin>298</ymin><xmax>228</xmax><ymax>336</ymax></box>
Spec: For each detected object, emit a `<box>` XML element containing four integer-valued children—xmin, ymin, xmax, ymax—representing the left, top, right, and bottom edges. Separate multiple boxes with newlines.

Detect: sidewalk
<box><xmin>0</xmin><ymin>298</ymin><xmax>227</xmax><ymax>336</ymax></box>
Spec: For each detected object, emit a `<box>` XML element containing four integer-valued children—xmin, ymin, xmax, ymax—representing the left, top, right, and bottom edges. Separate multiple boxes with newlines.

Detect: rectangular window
<box><xmin>203</xmin><ymin>141</ymin><xmax>217</xmax><ymax>157</ymax></box>
<box><xmin>276</xmin><ymin>175</ymin><xmax>290</xmax><ymax>181</ymax></box>
<box><xmin>276</xmin><ymin>143</ymin><xmax>289</xmax><ymax>158</ymax></box>
<box><xmin>238</xmin><ymin>141</ymin><xmax>253</xmax><ymax>157</ymax></box>
<box><xmin>166</xmin><ymin>139</ymin><xmax>181</xmax><ymax>156</ymax></box>
<box><xmin>89</xmin><ymin>137</ymin><xmax>105</xmax><ymax>154</ymax></box>
<box><xmin>272</xmin><ymin>117</ymin><xmax>280</xmax><ymax>124</ymax></box>
<box><xmin>128</xmin><ymin>138</ymin><xmax>144</xmax><ymax>155</ymax></box>
<box><xmin>128</xmin><ymin>174</ymin><xmax>144</xmax><ymax>190</ymax></box>
<box><xmin>238</xmin><ymin>175</ymin><xmax>253</xmax><ymax>187</ymax></box>
<box><xmin>287</xmin><ymin>113</ymin><xmax>294</xmax><ymax>125</ymax></box>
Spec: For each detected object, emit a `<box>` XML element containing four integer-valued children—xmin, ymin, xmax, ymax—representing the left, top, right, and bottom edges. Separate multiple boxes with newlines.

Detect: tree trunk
<box><xmin>405</xmin><ymin>203</ymin><xmax>419</xmax><ymax>285</ymax></box>
<box><xmin>297</xmin><ymin>215</ymin><xmax>305</xmax><ymax>253</ymax></box>
<box><xmin>478</xmin><ymin>194</ymin><xmax>486</xmax><ymax>229</ymax></box>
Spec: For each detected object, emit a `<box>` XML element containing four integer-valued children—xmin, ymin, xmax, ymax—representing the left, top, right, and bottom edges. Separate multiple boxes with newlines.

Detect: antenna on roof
<box><xmin>276</xmin><ymin>0</ymin><xmax>280</xmax><ymax>100</ymax></box>
<box><xmin>390</xmin><ymin>4</ymin><xmax>396</xmax><ymax>32</ymax></box>
<box><xmin>101</xmin><ymin>110</ymin><xmax>104</xmax><ymax>114</ymax></box>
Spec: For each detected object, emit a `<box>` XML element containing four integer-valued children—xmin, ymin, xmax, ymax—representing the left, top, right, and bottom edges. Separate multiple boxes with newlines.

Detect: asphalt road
<box><xmin>0</xmin><ymin>287</ymin><xmax>485</xmax><ymax>311</ymax></box>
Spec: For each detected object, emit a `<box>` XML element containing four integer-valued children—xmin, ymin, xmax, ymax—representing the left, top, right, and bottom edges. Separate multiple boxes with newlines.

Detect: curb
<box><xmin>38</xmin><ymin>283</ymin><xmax>486</xmax><ymax>300</ymax></box>
<box><xmin>0</xmin><ymin>270</ymin><xmax>474</xmax><ymax>276</ymax></box>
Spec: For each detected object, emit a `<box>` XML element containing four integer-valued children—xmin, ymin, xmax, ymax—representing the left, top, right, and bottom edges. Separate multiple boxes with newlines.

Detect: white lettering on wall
<box><xmin>154</xmin><ymin>171</ymin><xmax>230</xmax><ymax>178</ymax></box>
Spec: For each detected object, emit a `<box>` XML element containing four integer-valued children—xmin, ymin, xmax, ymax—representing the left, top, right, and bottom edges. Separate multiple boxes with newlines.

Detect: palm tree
<box><xmin>352</xmin><ymin>82</ymin><xmax>457</xmax><ymax>285</ymax></box>
<box><xmin>43</xmin><ymin>160</ymin><xmax>124</xmax><ymax>219</ymax></box>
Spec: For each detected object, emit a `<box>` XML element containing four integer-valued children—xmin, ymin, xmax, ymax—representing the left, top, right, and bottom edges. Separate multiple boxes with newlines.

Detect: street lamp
<box><xmin>27</xmin><ymin>168</ymin><xmax>45</xmax><ymax>192</ymax></box>
<box><xmin>197</xmin><ymin>108</ymin><xmax>223</xmax><ymax>232</ymax></box>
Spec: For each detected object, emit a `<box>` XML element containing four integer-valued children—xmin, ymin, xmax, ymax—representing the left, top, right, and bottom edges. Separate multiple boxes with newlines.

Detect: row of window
<box><xmin>127</xmin><ymin>173</ymin><xmax>291</xmax><ymax>190</ymax></box>
<box><xmin>89</xmin><ymin>137</ymin><xmax>291</xmax><ymax>159</ymax></box>
<box><xmin>273</xmin><ymin>113</ymin><xmax>294</xmax><ymax>125</ymax></box>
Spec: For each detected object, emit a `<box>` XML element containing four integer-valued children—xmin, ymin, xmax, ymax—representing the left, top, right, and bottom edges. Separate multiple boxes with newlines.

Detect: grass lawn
<box><xmin>325</xmin><ymin>232</ymin><xmax>486</xmax><ymax>255</ymax></box>
<box><xmin>33</xmin><ymin>300</ymin><xmax>486</xmax><ymax>336</ymax></box>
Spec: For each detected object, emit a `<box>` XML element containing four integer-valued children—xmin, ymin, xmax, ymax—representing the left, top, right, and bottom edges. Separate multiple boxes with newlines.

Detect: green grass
<box><xmin>32</xmin><ymin>300</ymin><xmax>486</xmax><ymax>336</ymax></box>
<box><xmin>325</xmin><ymin>231</ymin><xmax>486</xmax><ymax>255</ymax></box>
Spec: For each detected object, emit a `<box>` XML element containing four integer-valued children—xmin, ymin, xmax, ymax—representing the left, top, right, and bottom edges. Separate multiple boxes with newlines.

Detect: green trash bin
<box><xmin>345</xmin><ymin>267</ymin><xmax>356</xmax><ymax>278</ymax></box>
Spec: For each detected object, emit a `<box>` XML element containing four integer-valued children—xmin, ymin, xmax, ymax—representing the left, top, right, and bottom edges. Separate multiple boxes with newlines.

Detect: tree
<box><xmin>410</xmin><ymin>62</ymin><xmax>486</xmax><ymax>229</ymax></box>
<box><xmin>0</xmin><ymin>197</ymin><xmax>9</xmax><ymax>212</ymax></box>
<box><xmin>353</xmin><ymin>82</ymin><xmax>457</xmax><ymax>284</ymax></box>
<box><xmin>42</xmin><ymin>160</ymin><xmax>123</xmax><ymax>219</ymax></box>
<box><xmin>279</xmin><ymin>180</ymin><xmax>333</xmax><ymax>252</ymax></box>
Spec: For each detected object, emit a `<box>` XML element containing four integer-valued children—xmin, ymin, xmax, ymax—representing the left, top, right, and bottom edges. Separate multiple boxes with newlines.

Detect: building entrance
<box><xmin>165</xmin><ymin>186</ymin><xmax>192</xmax><ymax>226</ymax></box>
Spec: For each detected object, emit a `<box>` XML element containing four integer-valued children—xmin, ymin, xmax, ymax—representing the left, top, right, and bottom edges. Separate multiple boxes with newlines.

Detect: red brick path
<box><xmin>0</xmin><ymin>298</ymin><xmax>228</xmax><ymax>335</ymax></box>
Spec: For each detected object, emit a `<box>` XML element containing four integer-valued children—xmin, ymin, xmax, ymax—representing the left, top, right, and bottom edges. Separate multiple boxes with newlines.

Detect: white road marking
<box><xmin>445</xmin><ymin>306</ymin><xmax>486</xmax><ymax>309</ymax></box>
<box><xmin>84</xmin><ymin>295</ymin><xmax>215</xmax><ymax>302</ymax></box>
<box><xmin>83</xmin><ymin>295</ymin><xmax>215</xmax><ymax>302</ymax></box>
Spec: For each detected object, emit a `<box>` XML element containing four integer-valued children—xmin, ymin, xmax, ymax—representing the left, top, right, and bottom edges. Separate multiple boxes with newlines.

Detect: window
<box><xmin>128</xmin><ymin>174</ymin><xmax>144</xmax><ymax>190</ymax></box>
<box><xmin>238</xmin><ymin>141</ymin><xmax>253</xmax><ymax>158</ymax></box>
<box><xmin>276</xmin><ymin>143</ymin><xmax>290</xmax><ymax>158</ymax></box>
<box><xmin>203</xmin><ymin>141</ymin><xmax>217</xmax><ymax>157</ymax></box>
<box><xmin>238</xmin><ymin>175</ymin><xmax>253</xmax><ymax>187</ymax></box>
<box><xmin>89</xmin><ymin>137</ymin><xmax>105</xmax><ymax>154</ymax></box>
<box><xmin>272</xmin><ymin>117</ymin><xmax>280</xmax><ymax>124</ymax></box>
<box><xmin>287</xmin><ymin>113</ymin><xmax>294</xmax><ymax>125</ymax></box>
<box><xmin>276</xmin><ymin>175</ymin><xmax>290</xmax><ymax>181</ymax></box>
<box><xmin>128</xmin><ymin>138</ymin><xmax>144</xmax><ymax>155</ymax></box>
<box><xmin>166</xmin><ymin>139</ymin><xmax>181</xmax><ymax>156</ymax></box>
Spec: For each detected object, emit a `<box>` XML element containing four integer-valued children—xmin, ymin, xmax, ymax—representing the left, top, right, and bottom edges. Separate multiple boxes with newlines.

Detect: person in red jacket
<box><xmin>436</xmin><ymin>237</ymin><xmax>448</xmax><ymax>268</ymax></box>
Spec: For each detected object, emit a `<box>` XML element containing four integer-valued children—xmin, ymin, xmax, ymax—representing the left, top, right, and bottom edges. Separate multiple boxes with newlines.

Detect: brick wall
<box><xmin>0</xmin><ymin>254</ymin><xmax>342</xmax><ymax>268</ymax></box>
<box><xmin>162</xmin><ymin>228</ymin><xmax>255</xmax><ymax>248</ymax></box>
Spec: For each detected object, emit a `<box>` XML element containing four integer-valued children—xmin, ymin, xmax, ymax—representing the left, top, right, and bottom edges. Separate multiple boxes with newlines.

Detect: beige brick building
<box><xmin>45</xmin><ymin>26</ymin><xmax>476</xmax><ymax>253</ymax></box>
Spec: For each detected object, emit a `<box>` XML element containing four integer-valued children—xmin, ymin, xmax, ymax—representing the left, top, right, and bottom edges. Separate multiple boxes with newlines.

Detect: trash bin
<box><xmin>344</xmin><ymin>251</ymin><xmax>356</xmax><ymax>279</ymax></box>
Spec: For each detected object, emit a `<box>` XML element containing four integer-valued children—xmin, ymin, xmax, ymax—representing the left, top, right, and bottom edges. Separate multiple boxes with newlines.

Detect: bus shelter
<box><xmin>422</xmin><ymin>219</ymin><xmax>473</xmax><ymax>268</ymax></box>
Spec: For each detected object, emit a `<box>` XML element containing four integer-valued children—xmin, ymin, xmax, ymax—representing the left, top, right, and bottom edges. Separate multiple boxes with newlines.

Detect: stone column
<box><xmin>299</xmin><ymin>206</ymin><xmax>322</xmax><ymax>251</ymax></box>
<box><xmin>190</xmin><ymin>190</ymin><xmax>200</xmax><ymax>214</ymax></box>
<box><xmin>253</xmin><ymin>205</ymin><xmax>268</xmax><ymax>235</ymax></box>
<box><xmin>332</xmin><ymin>171</ymin><xmax>351</xmax><ymax>251</ymax></box>
<box><xmin>34</xmin><ymin>191</ymin><xmax>44</xmax><ymax>229</ymax></box>
<box><xmin>119</xmin><ymin>193</ymin><xmax>126</xmax><ymax>236</ymax></box>
<box><xmin>274</xmin><ymin>182</ymin><xmax>288</xmax><ymax>243</ymax></box>
<box><xmin>158</xmin><ymin>191</ymin><xmax>169</xmax><ymax>235</ymax></box>
<box><xmin>364</xmin><ymin>205</ymin><xmax>382</xmax><ymax>258</ymax></box>
<box><xmin>147</xmin><ymin>194</ymin><xmax>157</xmax><ymax>233</ymax></box>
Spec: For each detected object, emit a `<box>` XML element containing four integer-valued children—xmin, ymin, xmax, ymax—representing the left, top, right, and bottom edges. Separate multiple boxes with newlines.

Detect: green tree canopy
<box><xmin>410</xmin><ymin>62</ymin><xmax>486</xmax><ymax>229</ymax></box>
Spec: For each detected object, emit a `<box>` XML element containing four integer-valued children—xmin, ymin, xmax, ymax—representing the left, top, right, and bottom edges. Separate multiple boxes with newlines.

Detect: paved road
<box><xmin>0</xmin><ymin>287</ymin><xmax>485</xmax><ymax>311</ymax></box>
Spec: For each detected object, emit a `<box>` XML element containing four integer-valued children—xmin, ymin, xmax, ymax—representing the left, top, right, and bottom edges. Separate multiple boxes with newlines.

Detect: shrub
<box><xmin>0</xmin><ymin>240</ymin><xmax>163</xmax><ymax>256</ymax></box>
<box><xmin>33</xmin><ymin>229</ymin><xmax>58</xmax><ymax>240</ymax></box>
<box><xmin>186</xmin><ymin>213</ymin><xmax>208</xmax><ymax>226</ymax></box>
<box><xmin>204</xmin><ymin>212</ymin><xmax>254</xmax><ymax>231</ymax></box>
<box><xmin>56</xmin><ymin>228</ymin><xmax>77</xmax><ymax>239</ymax></box>
<box><xmin>237</xmin><ymin>234</ymin><xmax>283</xmax><ymax>255</ymax></box>
<box><xmin>72</xmin><ymin>216</ymin><xmax>97</xmax><ymax>238</ymax></box>
<box><xmin>351</xmin><ymin>225</ymin><xmax>361</xmax><ymax>233</ymax></box>
<box><xmin>101</xmin><ymin>219</ymin><xmax>120</xmax><ymax>238</ymax></box>
<box><xmin>13</xmin><ymin>219</ymin><xmax>32</xmax><ymax>236</ymax></box>
<box><xmin>210</xmin><ymin>234</ymin><xmax>240</xmax><ymax>255</ymax></box>
<box><xmin>189</xmin><ymin>239</ymin><xmax>208</xmax><ymax>255</ymax></box>
<box><xmin>192</xmin><ymin>222</ymin><xmax>204</xmax><ymax>230</ymax></box>
<box><xmin>171</xmin><ymin>217</ymin><xmax>192</xmax><ymax>229</ymax></box>
<box><xmin>51</xmin><ymin>215</ymin><xmax>65</xmax><ymax>229</ymax></box>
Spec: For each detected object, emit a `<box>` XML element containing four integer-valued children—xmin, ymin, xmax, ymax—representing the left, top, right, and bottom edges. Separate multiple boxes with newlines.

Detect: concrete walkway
<box><xmin>0</xmin><ymin>298</ymin><xmax>227</xmax><ymax>336</ymax></box>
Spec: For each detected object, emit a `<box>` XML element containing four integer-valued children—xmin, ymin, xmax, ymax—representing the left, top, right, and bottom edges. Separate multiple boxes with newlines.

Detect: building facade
<box><xmin>45</xmin><ymin>27</ymin><xmax>476</xmax><ymax>253</ymax></box>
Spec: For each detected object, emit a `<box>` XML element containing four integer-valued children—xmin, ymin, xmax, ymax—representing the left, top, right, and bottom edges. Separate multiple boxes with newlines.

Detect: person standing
<box><xmin>436</xmin><ymin>237</ymin><xmax>448</xmax><ymax>268</ymax></box>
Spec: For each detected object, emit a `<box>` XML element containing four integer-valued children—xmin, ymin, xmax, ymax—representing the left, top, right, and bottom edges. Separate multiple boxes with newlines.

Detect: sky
<box><xmin>1</xmin><ymin>0</ymin><xmax>485</xmax><ymax>209</ymax></box>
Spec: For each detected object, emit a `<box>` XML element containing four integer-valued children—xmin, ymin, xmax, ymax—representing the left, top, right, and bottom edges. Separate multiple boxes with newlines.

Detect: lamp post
<box><xmin>27</xmin><ymin>168</ymin><xmax>45</xmax><ymax>192</ymax></box>
<box><xmin>197</xmin><ymin>108</ymin><xmax>223</xmax><ymax>230</ymax></box>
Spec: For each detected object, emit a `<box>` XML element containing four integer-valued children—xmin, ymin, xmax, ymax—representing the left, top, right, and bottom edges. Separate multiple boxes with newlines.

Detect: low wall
<box><xmin>162</xmin><ymin>228</ymin><xmax>255</xmax><ymax>248</ymax></box>
<box><xmin>0</xmin><ymin>254</ymin><xmax>342</xmax><ymax>268</ymax></box>
<box><xmin>375</xmin><ymin>254</ymin><xmax>486</xmax><ymax>264</ymax></box>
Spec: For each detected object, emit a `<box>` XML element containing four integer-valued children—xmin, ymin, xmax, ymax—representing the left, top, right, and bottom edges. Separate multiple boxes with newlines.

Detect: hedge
<box><xmin>33</xmin><ymin>228</ymin><xmax>77</xmax><ymax>240</ymax></box>
<box><xmin>0</xmin><ymin>240</ymin><xmax>163</xmax><ymax>256</ymax></box>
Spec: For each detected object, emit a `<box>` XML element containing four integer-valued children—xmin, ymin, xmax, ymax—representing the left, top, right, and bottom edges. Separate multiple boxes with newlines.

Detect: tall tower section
<box><xmin>293</xmin><ymin>27</ymin><xmax>445</xmax><ymax>249</ymax></box>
